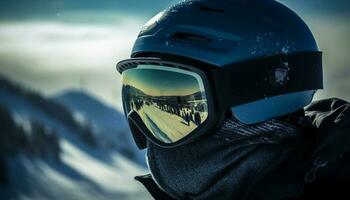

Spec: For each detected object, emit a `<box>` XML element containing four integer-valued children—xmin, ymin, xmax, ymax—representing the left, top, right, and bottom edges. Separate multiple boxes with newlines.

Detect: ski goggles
<box><xmin>116</xmin><ymin>52</ymin><xmax>323</xmax><ymax>149</ymax></box>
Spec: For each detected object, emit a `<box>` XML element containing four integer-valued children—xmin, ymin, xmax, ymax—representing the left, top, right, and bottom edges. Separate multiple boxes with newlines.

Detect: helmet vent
<box><xmin>199</xmin><ymin>5</ymin><xmax>225</xmax><ymax>13</ymax></box>
<box><xmin>172</xmin><ymin>32</ymin><xmax>213</xmax><ymax>43</ymax></box>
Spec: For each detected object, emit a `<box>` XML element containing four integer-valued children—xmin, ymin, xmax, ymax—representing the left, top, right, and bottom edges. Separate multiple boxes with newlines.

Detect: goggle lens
<box><xmin>122</xmin><ymin>65</ymin><xmax>208</xmax><ymax>143</ymax></box>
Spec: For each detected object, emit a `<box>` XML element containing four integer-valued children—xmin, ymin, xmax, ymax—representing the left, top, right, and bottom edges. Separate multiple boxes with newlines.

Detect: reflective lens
<box><xmin>122</xmin><ymin>65</ymin><xmax>208</xmax><ymax>143</ymax></box>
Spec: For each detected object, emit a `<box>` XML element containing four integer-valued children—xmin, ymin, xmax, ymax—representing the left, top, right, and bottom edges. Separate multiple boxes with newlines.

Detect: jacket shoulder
<box><xmin>304</xmin><ymin>98</ymin><xmax>350</xmax><ymax>198</ymax></box>
<box><xmin>305</xmin><ymin>98</ymin><xmax>350</xmax><ymax>129</ymax></box>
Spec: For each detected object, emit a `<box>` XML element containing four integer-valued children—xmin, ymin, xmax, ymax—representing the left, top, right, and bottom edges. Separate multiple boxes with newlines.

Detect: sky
<box><xmin>0</xmin><ymin>0</ymin><xmax>349</xmax><ymax>112</ymax></box>
<box><xmin>123</xmin><ymin>67</ymin><xmax>201</xmax><ymax>97</ymax></box>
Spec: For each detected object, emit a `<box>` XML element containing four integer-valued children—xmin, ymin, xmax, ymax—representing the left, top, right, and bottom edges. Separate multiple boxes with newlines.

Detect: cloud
<box><xmin>279</xmin><ymin>0</ymin><xmax>350</xmax><ymax>15</ymax></box>
<box><xmin>306</xmin><ymin>15</ymin><xmax>350</xmax><ymax>101</ymax></box>
<box><xmin>0</xmin><ymin>18</ymin><xmax>144</xmax><ymax>111</ymax></box>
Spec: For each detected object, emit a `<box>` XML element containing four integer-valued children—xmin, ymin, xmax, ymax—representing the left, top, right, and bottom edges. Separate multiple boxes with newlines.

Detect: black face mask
<box><xmin>147</xmin><ymin>116</ymin><xmax>307</xmax><ymax>200</ymax></box>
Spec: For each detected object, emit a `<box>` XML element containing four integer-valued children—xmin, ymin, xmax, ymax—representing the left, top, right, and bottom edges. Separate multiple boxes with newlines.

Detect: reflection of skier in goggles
<box><xmin>116</xmin><ymin>0</ymin><xmax>350</xmax><ymax>199</ymax></box>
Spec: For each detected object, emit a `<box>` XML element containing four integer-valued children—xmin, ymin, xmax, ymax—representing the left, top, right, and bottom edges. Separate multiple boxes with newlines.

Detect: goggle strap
<box><xmin>128</xmin><ymin>115</ymin><xmax>148</xmax><ymax>149</ymax></box>
<box><xmin>211</xmin><ymin>51</ymin><xmax>323</xmax><ymax>111</ymax></box>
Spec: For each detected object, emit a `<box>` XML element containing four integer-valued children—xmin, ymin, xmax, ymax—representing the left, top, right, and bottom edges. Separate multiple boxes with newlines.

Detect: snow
<box><xmin>138</xmin><ymin>104</ymin><xmax>207</xmax><ymax>142</ymax></box>
<box><xmin>0</xmin><ymin>88</ymin><xmax>152</xmax><ymax>199</ymax></box>
<box><xmin>5</xmin><ymin>154</ymin><xmax>152</xmax><ymax>200</ymax></box>
<box><xmin>282</xmin><ymin>46</ymin><xmax>290</xmax><ymax>54</ymax></box>
<box><xmin>53</xmin><ymin>90</ymin><xmax>145</xmax><ymax>166</ymax></box>
<box><xmin>72</xmin><ymin>111</ymin><xmax>89</xmax><ymax>128</ymax></box>
<box><xmin>60</xmin><ymin>139</ymin><xmax>144</xmax><ymax>193</ymax></box>
<box><xmin>13</xmin><ymin>114</ymin><xmax>32</xmax><ymax>136</ymax></box>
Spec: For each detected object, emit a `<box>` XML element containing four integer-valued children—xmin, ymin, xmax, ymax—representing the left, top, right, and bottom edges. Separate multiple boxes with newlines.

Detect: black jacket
<box><xmin>136</xmin><ymin>98</ymin><xmax>350</xmax><ymax>200</ymax></box>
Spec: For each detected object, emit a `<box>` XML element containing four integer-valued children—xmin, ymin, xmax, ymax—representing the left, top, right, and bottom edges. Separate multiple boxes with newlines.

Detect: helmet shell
<box><xmin>131</xmin><ymin>0</ymin><xmax>320</xmax><ymax>124</ymax></box>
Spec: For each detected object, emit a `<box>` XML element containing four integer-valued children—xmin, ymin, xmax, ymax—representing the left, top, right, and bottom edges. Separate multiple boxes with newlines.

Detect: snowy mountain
<box><xmin>54</xmin><ymin>90</ymin><xmax>146</xmax><ymax>166</ymax></box>
<box><xmin>0</xmin><ymin>76</ymin><xmax>151</xmax><ymax>200</ymax></box>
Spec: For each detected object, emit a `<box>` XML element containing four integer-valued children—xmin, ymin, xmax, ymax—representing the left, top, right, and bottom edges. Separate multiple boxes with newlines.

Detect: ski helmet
<box><xmin>117</xmin><ymin>0</ymin><xmax>323</xmax><ymax>148</ymax></box>
<box><xmin>130</xmin><ymin>0</ymin><xmax>322</xmax><ymax>124</ymax></box>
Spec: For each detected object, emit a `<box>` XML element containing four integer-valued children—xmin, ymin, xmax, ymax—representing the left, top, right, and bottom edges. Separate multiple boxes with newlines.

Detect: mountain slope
<box><xmin>54</xmin><ymin>90</ymin><xmax>146</xmax><ymax>165</ymax></box>
<box><xmin>0</xmin><ymin>76</ymin><xmax>150</xmax><ymax>200</ymax></box>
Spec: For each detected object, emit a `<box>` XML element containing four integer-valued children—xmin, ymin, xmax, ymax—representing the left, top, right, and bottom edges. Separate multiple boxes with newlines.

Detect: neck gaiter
<box><xmin>147</xmin><ymin>116</ymin><xmax>308</xmax><ymax>200</ymax></box>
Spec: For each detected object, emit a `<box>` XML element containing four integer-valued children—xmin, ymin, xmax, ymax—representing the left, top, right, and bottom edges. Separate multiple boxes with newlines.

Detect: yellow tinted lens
<box><xmin>122</xmin><ymin>65</ymin><xmax>208</xmax><ymax>143</ymax></box>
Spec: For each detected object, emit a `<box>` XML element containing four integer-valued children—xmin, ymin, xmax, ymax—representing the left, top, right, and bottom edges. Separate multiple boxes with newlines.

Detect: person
<box><xmin>194</xmin><ymin>111</ymin><xmax>201</xmax><ymax>125</ymax></box>
<box><xmin>116</xmin><ymin>0</ymin><xmax>350</xmax><ymax>199</ymax></box>
<box><xmin>185</xmin><ymin>111</ymin><xmax>191</xmax><ymax>126</ymax></box>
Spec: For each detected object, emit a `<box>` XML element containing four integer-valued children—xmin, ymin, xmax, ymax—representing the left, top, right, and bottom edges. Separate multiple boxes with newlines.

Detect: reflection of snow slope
<box><xmin>138</xmin><ymin>104</ymin><xmax>197</xmax><ymax>142</ymax></box>
<box><xmin>143</xmin><ymin>112</ymin><xmax>171</xmax><ymax>143</ymax></box>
